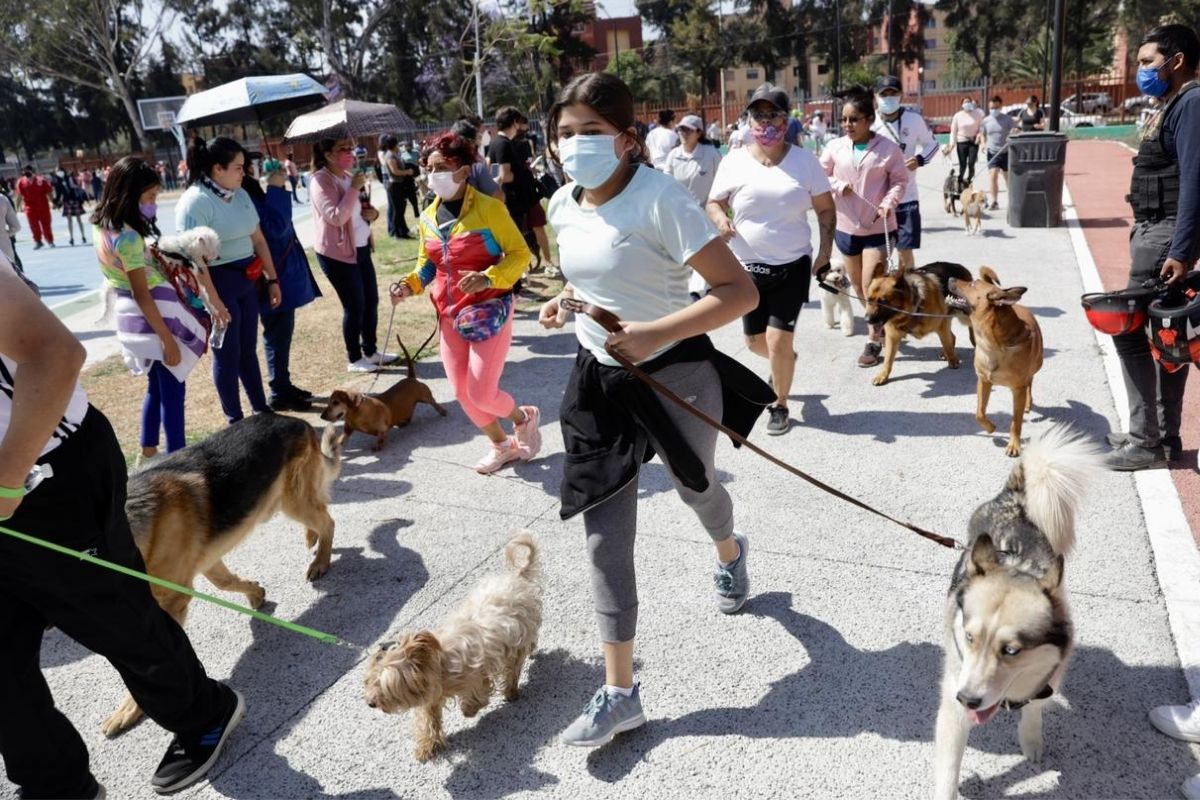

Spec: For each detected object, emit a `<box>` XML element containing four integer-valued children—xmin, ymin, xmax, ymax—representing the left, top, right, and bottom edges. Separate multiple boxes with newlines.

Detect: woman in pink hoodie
<box><xmin>309</xmin><ymin>138</ymin><xmax>398</xmax><ymax>373</ymax></box>
<box><xmin>819</xmin><ymin>88</ymin><xmax>908</xmax><ymax>368</ymax></box>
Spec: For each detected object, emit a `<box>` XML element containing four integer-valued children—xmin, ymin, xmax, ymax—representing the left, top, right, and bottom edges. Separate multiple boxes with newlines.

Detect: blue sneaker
<box><xmin>714</xmin><ymin>532</ymin><xmax>750</xmax><ymax>614</ymax></box>
<box><xmin>560</xmin><ymin>684</ymin><xmax>646</xmax><ymax>747</ymax></box>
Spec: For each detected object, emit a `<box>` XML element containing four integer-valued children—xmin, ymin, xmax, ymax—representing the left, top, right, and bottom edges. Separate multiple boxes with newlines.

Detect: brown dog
<box><xmin>102</xmin><ymin>414</ymin><xmax>342</xmax><ymax>736</ymax></box>
<box><xmin>960</xmin><ymin>186</ymin><xmax>986</xmax><ymax>235</ymax></box>
<box><xmin>864</xmin><ymin>261</ymin><xmax>973</xmax><ymax>386</ymax></box>
<box><xmin>321</xmin><ymin>335</ymin><xmax>447</xmax><ymax>450</ymax></box>
<box><xmin>950</xmin><ymin>267</ymin><xmax>1044</xmax><ymax>457</ymax></box>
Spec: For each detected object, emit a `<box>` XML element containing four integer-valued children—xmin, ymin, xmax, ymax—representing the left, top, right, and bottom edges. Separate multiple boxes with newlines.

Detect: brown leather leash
<box><xmin>561</xmin><ymin>297</ymin><xmax>962</xmax><ymax>550</ymax></box>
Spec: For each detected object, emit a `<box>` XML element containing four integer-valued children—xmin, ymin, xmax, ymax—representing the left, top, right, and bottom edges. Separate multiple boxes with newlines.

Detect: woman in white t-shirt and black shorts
<box><xmin>540</xmin><ymin>72</ymin><xmax>768</xmax><ymax>749</ymax></box>
<box><xmin>706</xmin><ymin>84</ymin><xmax>836</xmax><ymax>436</ymax></box>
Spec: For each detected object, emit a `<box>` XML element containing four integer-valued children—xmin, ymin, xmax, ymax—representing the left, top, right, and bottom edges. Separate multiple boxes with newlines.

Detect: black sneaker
<box><xmin>766</xmin><ymin>405</ymin><xmax>790</xmax><ymax>436</ymax></box>
<box><xmin>269</xmin><ymin>393</ymin><xmax>312</xmax><ymax>412</ymax></box>
<box><xmin>151</xmin><ymin>688</ymin><xmax>245</xmax><ymax>794</ymax></box>
<box><xmin>1106</xmin><ymin>432</ymin><xmax>1182</xmax><ymax>462</ymax></box>
<box><xmin>286</xmin><ymin>385</ymin><xmax>315</xmax><ymax>401</ymax></box>
<box><xmin>1105</xmin><ymin>441</ymin><xmax>1167</xmax><ymax>472</ymax></box>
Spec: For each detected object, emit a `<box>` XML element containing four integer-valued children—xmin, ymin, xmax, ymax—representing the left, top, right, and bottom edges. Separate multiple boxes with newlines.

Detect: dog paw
<box><xmin>413</xmin><ymin>741</ymin><xmax>443</xmax><ymax>762</ymax></box>
<box><xmin>306</xmin><ymin>559</ymin><xmax>330</xmax><ymax>581</ymax></box>
<box><xmin>946</xmin><ymin>360</ymin><xmax>960</xmax><ymax>369</ymax></box>
<box><xmin>1005</xmin><ymin>441</ymin><xmax>1022</xmax><ymax>458</ymax></box>
<box><xmin>247</xmin><ymin>584</ymin><xmax>267</xmax><ymax>609</ymax></box>
<box><xmin>872</xmin><ymin>374</ymin><xmax>889</xmax><ymax>386</ymax></box>
<box><xmin>101</xmin><ymin>701</ymin><xmax>142</xmax><ymax>738</ymax></box>
<box><xmin>1020</xmin><ymin>733</ymin><xmax>1044</xmax><ymax>762</ymax></box>
<box><xmin>976</xmin><ymin>418</ymin><xmax>996</xmax><ymax>435</ymax></box>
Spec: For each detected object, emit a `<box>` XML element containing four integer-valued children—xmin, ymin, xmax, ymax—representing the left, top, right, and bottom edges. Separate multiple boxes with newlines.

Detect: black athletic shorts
<box><xmin>741</xmin><ymin>254</ymin><xmax>812</xmax><ymax>336</ymax></box>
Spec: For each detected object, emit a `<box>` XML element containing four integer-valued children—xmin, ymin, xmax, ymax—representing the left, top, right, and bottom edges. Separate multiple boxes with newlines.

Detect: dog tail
<box><xmin>320</xmin><ymin>422</ymin><xmax>342</xmax><ymax>465</ymax></box>
<box><xmin>1008</xmin><ymin>424</ymin><xmax>1104</xmax><ymax>555</ymax></box>
<box><xmin>504</xmin><ymin>531</ymin><xmax>539</xmax><ymax>581</ymax></box>
<box><xmin>395</xmin><ymin>334</ymin><xmax>415</xmax><ymax>379</ymax></box>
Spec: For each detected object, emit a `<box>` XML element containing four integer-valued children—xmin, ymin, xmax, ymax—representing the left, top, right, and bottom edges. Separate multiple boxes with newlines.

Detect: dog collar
<box><xmin>999</xmin><ymin>684</ymin><xmax>1054</xmax><ymax>711</ymax></box>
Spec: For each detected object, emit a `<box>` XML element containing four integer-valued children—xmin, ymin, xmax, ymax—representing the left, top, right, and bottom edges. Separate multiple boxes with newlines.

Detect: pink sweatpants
<box><xmin>439</xmin><ymin>315</ymin><xmax>516</xmax><ymax>428</ymax></box>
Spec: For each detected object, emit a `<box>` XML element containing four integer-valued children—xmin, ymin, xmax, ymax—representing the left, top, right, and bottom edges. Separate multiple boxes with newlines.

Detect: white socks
<box><xmin>604</xmin><ymin>684</ymin><xmax>634</xmax><ymax>697</ymax></box>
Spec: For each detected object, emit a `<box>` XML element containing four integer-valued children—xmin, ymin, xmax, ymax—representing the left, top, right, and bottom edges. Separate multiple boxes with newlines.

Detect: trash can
<box><xmin>1006</xmin><ymin>132</ymin><xmax>1068</xmax><ymax>228</ymax></box>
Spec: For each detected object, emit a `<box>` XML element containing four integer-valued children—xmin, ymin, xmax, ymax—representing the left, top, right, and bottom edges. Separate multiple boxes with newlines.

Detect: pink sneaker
<box><xmin>475</xmin><ymin>437</ymin><xmax>521</xmax><ymax>475</ymax></box>
<box><xmin>515</xmin><ymin>405</ymin><xmax>542</xmax><ymax>460</ymax></box>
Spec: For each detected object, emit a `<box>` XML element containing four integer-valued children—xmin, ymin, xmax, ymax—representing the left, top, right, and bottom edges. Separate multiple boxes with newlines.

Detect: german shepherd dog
<box><xmin>933</xmin><ymin>426</ymin><xmax>1102</xmax><ymax>800</ymax></box>
<box><xmin>864</xmin><ymin>261</ymin><xmax>974</xmax><ymax>386</ymax></box>
<box><xmin>100</xmin><ymin>413</ymin><xmax>342</xmax><ymax>737</ymax></box>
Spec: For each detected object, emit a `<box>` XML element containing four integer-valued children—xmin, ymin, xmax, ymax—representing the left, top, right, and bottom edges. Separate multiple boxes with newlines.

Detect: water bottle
<box><xmin>209</xmin><ymin>320</ymin><xmax>228</xmax><ymax>350</ymax></box>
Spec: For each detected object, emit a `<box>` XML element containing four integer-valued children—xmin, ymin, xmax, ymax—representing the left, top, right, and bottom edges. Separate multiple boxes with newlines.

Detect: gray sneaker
<box><xmin>561</xmin><ymin>685</ymin><xmax>646</xmax><ymax>747</ymax></box>
<box><xmin>1107</xmin><ymin>432</ymin><xmax>1182</xmax><ymax>462</ymax></box>
<box><xmin>714</xmin><ymin>532</ymin><xmax>750</xmax><ymax>614</ymax></box>
<box><xmin>1106</xmin><ymin>440</ymin><xmax>1167</xmax><ymax>471</ymax></box>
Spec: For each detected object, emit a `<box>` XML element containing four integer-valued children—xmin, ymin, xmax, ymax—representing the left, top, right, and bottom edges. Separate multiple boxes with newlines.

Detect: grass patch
<box><xmin>81</xmin><ymin>216</ymin><xmax>563</xmax><ymax>461</ymax></box>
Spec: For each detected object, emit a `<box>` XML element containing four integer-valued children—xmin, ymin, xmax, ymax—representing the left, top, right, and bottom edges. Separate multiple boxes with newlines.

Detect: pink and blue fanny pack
<box><xmin>454</xmin><ymin>293</ymin><xmax>513</xmax><ymax>342</ymax></box>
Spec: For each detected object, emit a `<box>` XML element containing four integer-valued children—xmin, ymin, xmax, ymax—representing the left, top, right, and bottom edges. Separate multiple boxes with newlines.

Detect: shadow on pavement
<box><xmin>584</xmin><ymin>591</ymin><xmax>1196</xmax><ymax>798</ymax></box>
<box><xmin>207</xmin><ymin>520</ymin><xmax>428</xmax><ymax>799</ymax></box>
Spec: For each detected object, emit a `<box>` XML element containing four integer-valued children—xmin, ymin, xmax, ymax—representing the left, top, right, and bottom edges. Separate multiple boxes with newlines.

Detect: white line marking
<box><xmin>1063</xmin><ymin>181</ymin><xmax>1200</xmax><ymax>697</ymax></box>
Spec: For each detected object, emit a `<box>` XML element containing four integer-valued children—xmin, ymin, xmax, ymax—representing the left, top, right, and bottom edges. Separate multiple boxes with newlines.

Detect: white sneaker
<box><xmin>1184</xmin><ymin>775</ymin><xmax>1200</xmax><ymax>800</ymax></box>
<box><xmin>347</xmin><ymin>357</ymin><xmax>378</xmax><ymax>373</ymax></box>
<box><xmin>134</xmin><ymin>452</ymin><xmax>162</xmax><ymax>471</ymax></box>
<box><xmin>1150</xmin><ymin>700</ymin><xmax>1200</xmax><ymax>742</ymax></box>
<box><xmin>474</xmin><ymin>437</ymin><xmax>521</xmax><ymax>475</ymax></box>
<box><xmin>368</xmin><ymin>351</ymin><xmax>400</xmax><ymax>366</ymax></box>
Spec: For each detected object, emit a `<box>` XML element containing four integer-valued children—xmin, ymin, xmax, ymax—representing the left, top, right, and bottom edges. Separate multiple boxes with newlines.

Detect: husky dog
<box><xmin>933</xmin><ymin>426</ymin><xmax>1103</xmax><ymax>800</ymax></box>
<box><xmin>819</xmin><ymin>260</ymin><xmax>855</xmax><ymax>336</ymax></box>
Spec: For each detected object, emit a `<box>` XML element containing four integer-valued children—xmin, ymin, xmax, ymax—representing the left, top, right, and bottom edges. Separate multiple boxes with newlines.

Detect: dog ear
<box><xmin>979</xmin><ymin>266</ymin><xmax>1000</xmax><ymax>285</ymax></box>
<box><xmin>986</xmin><ymin>287</ymin><xmax>1026</xmax><ymax>306</ymax></box>
<box><xmin>348</xmin><ymin>391</ymin><xmax>364</xmax><ymax>407</ymax></box>
<box><xmin>1040</xmin><ymin>554</ymin><xmax>1064</xmax><ymax>592</ymax></box>
<box><xmin>969</xmin><ymin>534</ymin><xmax>999</xmax><ymax>576</ymax></box>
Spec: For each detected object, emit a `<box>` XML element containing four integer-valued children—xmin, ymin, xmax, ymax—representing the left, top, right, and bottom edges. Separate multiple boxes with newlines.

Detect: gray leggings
<box><xmin>583</xmin><ymin>360</ymin><xmax>735</xmax><ymax>642</ymax></box>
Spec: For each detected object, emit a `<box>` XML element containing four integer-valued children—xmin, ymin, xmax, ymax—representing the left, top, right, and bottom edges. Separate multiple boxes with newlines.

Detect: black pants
<box><xmin>1113</xmin><ymin>218</ymin><xmax>1191</xmax><ymax>447</ymax></box>
<box><xmin>956</xmin><ymin>141</ymin><xmax>979</xmax><ymax>189</ymax></box>
<box><xmin>316</xmin><ymin>247</ymin><xmax>379</xmax><ymax>363</ymax></box>
<box><xmin>386</xmin><ymin>182</ymin><xmax>410</xmax><ymax>238</ymax></box>
<box><xmin>0</xmin><ymin>408</ymin><xmax>225</xmax><ymax>799</ymax></box>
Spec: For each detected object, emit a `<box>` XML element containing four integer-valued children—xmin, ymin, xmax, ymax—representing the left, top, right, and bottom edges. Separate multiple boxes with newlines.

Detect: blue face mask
<box><xmin>876</xmin><ymin>95</ymin><xmax>901</xmax><ymax>115</ymax></box>
<box><xmin>1137</xmin><ymin>61</ymin><xmax>1172</xmax><ymax>97</ymax></box>
<box><xmin>558</xmin><ymin>134</ymin><xmax>622</xmax><ymax>189</ymax></box>
<box><xmin>990</xmin><ymin>108</ymin><xmax>1002</xmax><ymax>118</ymax></box>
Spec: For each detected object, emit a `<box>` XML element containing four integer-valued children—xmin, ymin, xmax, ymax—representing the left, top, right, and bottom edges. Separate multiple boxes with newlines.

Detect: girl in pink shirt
<box><xmin>946</xmin><ymin>97</ymin><xmax>985</xmax><ymax>190</ymax></box>
<box><xmin>819</xmin><ymin>88</ymin><xmax>908</xmax><ymax>367</ymax></box>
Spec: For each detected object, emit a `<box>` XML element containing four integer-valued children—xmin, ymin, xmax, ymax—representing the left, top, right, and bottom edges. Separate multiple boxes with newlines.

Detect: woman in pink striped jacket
<box><xmin>819</xmin><ymin>88</ymin><xmax>908</xmax><ymax>368</ymax></box>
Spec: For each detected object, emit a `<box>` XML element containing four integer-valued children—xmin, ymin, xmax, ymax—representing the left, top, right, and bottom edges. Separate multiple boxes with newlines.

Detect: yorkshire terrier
<box><xmin>363</xmin><ymin>532</ymin><xmax>542</xmax><ymax>761</ymax></box>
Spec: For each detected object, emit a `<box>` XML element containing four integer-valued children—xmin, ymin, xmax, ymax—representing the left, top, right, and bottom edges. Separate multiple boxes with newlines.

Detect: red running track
<box><xmin>1064</xmin><ymin>139</ymin><xmax>1198</xmax><ymax>542</ymax></box>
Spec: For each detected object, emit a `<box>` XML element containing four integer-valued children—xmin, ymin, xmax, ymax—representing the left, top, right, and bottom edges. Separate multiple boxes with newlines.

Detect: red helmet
<box><xmin>1081</xmin><ymin>283</ymin><xmax>1161</xmax><ymax>336</ymax></box>
<box><xmin>1147</xmin><ymin>272</ymin><xmax>1200</xmax><ymax>372</ymax></box>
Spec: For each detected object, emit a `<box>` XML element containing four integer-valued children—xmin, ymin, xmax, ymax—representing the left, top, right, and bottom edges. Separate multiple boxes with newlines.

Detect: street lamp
<box><xmin>473</xmin><ymin>0</ymin><xmax>484</xmax><ymax>119</ymax></box>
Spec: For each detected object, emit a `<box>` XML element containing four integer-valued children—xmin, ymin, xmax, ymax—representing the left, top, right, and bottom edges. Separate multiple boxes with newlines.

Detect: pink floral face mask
<box><xmin>752</xmin><ymin>124</ymin><xmax>784</xmax><ymax>147</ymax></box>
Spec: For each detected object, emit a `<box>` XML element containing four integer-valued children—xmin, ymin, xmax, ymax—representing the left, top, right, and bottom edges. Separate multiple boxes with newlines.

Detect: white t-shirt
<box><xmin>664</xmin><ymin>144</ymin><xmax>722</xmax><ymax>206</ymax></box>
<box><xmin>871</xmin><ymin>109</ymin><xmax>938</xmax><ymax>205</ymax></box>
<box><xmin>728</xmin><ymin>128</ymin><xmax>746</xmax><ymax>149</ymax></box>
<box><xmin>0</xmin><ymin>255</ymin><xmax>88</xmax><ymax>458</ymax></box>
<box><xmin>646</xmin><ymin>126</ymin><xmax>681</xmax><ymax>170</ymax></box>
<box><xmin>548</xmin><ymin>166</ymin><xmax>719</xmax><ymax>366</ymax></box>
<box><xmin>708</xmin><ymin>145</ymin><xmax>832</xmax><ymax>265</ymax></box>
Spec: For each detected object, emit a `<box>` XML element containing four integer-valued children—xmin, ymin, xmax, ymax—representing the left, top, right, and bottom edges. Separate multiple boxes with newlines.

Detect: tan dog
<box><xmin>321</xmin><ymin>335</ymin><xmax>447</xmax><ymax>450</ymax></box>
<box><xmin>102</xmin><ymin>414</ymin><xmax>342</xmax><ymax>736</ymax></box>
<box><xmin>363</xmin><ymin>532</ymin><xmax>542</xmax><ymax>761</ymax></box>
<box><xmin>950</xmin><ymin>267</ymin><xmax>1044</xmax><ymax>457</ymax></box>
<box><xmin>960</xmin><ymin>186</ymin><xmax>986</xmax><ymax>235</ymax></box>
<box><xmin>864</xmin><ymin>262</ymin><xmax>973</xmax><ymax>386</ymax></box>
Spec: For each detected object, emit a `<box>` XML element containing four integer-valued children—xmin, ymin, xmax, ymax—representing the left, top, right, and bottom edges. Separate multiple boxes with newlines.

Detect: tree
<box><xmin>935</xmin><ymin>0</ymin><xmax>1028</xmax><ymax>86</ymax></box>
<box><xmin>0</xmin><ymin>0</ymin><xmax>175</xmax><ymax>149</ymax></box>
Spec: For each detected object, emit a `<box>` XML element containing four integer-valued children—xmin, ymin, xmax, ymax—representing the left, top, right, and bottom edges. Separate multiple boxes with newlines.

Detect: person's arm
<box><xmin>310</xmin><ymin>171</ymin><xmax>362</xmax><ymax>226</ymax></box>
<box><xmin>879</xmin><ymin>150</ymin><xmax>909</xmax><ymax>212</ymax></box>
<box><xmin>704</xmin><ymin>158</ymin><xmax>736</xmax><ymax>240</ymax></box>
<box><xmin>385</xmin><ymin>154</ymin><xmax>411</xmax><ymax>178</ymax></box>
<box><xmin>0</xmin><ymin>256</ymin><xmax>85</xmax><ymax>518</ymax></box>
<box><xmin>818</xmin><ymin>145</ymin><xmax>847</xmax><ymax>195</ymax></box>
<box><xmin>2</xmin><ymin>196</ymin><xmax>19</xmax><ymax>236</ymax></box>
<box><xmin>476</xmin><ymin>202</ymin><xmax>532</xmax><ymax>289</ymax></box>
<box><xmin>949</xmin><ymin>113</ymin><xmax>959</xmax><ymax>143</ymax></box>
<box><xmin>250</xmin><ymin>226</ymin><xmax>283</xmax><ymax>309</ymax></box>
<box><xmin>811</xmin><ymin>191</ymin><xmax>836</xmax><ymax>274</ymax></box>
<box><xmin>1165</xmin><ymin>97</ymin><xmax>1200</xmax><ymax>279</ymax></box>
<box><xmin>606</xmin><ymin>236</ymin><xmax>757</xmax><ymax>363</ymax></box>
<box><xmin>914</xmin><ymin>114</ymin><xmax>939</xmax><ymax>166</ymax></box>
<box><xmin>393</xmin><ymin>230</ymin><xmax>435</xmax><ymax>300</ymax></box>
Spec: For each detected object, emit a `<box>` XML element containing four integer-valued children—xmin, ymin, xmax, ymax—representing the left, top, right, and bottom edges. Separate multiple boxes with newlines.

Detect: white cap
<box><xmin>676</xmin><ymin>114</ymin><xmax>705</xmax><ymax>132</ymax></box>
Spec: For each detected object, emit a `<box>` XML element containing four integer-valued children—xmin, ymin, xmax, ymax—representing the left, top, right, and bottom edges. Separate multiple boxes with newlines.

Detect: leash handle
<box><xmin>559</xmin><ymin>299</ymin><xmax>961</xmax><ymax>550</ymax></box>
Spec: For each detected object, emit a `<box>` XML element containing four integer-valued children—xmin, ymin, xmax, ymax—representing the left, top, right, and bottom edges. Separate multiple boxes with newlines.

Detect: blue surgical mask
<box><xmin>558</xmin><ymin>134</ymin><xmax>622</xmax><ymax>189</ymax></box>
<box><xmin>877</xmin><ymin>95</ymin><xmax>901</xmax><ymax>115</ymax></box>
<box><xmin>963</xmin><ymin>102</ymin><xmax>976</xmax><ymax>112</ymax></box>
<box><xmin>1137</xmin><ymin>62</ymin><xmax>1172</xmax><ymax>98</ymax></box>
<box><xmin>990</xmin><ymin>108</ymin><xmax>1002</xmax><ymax>118</ymax></box>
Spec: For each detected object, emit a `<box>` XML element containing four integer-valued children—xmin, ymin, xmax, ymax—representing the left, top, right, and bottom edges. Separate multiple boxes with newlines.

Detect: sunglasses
<box><xmin>749</xmin><ymin>110</ymin><xmax>788</xmax><ymax>123</ymax></box>
<box><xmin>841</xmin><ymin>116</ymin><xmax>866</xmax><ymax>124</ymax></box>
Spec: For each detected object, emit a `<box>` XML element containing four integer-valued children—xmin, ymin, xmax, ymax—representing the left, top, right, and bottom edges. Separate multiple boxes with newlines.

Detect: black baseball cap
<box><xmin>746</xmin><ymin>84</ymin><xmax>790</xmax><ymax>112</ymax></box>
<box><xmin>875</xmin><ymin>75</ymin><xmax>902</xmax><ymax>93</ymax></box>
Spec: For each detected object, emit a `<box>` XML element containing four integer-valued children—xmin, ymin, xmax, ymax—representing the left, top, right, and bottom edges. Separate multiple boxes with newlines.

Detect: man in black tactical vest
<box><xmin>1108</xmin><ymin>24</ymin><xmax>1200</xmax><ymax>471</ymax></box>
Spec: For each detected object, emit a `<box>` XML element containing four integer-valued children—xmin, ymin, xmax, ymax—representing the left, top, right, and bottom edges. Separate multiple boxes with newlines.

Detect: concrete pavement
<box><xmin>2</xmin><ymin>152</ymin><xmax>1196</xmax><ymax>799</ymax></box>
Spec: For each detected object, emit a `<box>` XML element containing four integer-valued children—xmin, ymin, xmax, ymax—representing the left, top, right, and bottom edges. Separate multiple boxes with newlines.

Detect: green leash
<box><xmin>0</xmin><ymin>522</ymin><xmax>361</xmax><ymax>651</ymax></box>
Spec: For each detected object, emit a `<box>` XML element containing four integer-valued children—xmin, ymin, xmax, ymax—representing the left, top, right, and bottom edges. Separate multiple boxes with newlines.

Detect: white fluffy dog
<box><xmin>819</xmin><ymin>260</ymin><xmax>856</xmax><ymax>336</ymax></box>
<box><xmin>97</xmin><ymin>225</ymin><xmax>222</xmax><ymax>325</ymax></box>
<box><xmin>362</xmin><ymin>532</ymin><xmax>542</xmax><ymax>761</ymax></box>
